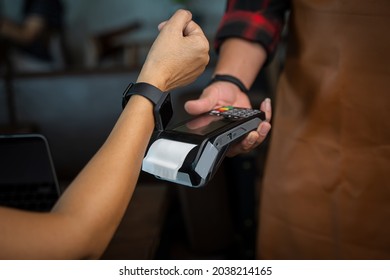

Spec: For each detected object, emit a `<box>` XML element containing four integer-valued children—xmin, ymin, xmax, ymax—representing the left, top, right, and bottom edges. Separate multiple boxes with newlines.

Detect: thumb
<box><xmin>184</xmin><ymin>96</ymin><xmax>216</xmax><ymax>115</ymax></box>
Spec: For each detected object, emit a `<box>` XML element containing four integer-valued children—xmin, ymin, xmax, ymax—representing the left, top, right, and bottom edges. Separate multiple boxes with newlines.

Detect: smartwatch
<box><xmin>122</xmin><ymin>82</ymin><xmax>173</xmax><ymax>131</ymax></box>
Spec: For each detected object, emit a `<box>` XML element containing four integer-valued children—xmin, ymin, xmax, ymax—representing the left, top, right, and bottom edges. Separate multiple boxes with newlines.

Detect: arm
<box><xmin>185</xmin><ymin>0</ymin><xmax>289</xmax><ymax>156</ymax></box>
<box><xmin>0</xmin><ymin>16</ymin><xmax>46</xmax><ymax>45</ymax></box>
<box><xmin>0</xmin><ymin>9</ymin><xmax>209</xmax><ymax>260</ymax></box>
<box><xmin>0</xmin><ymin>0</ymin><xmax>63</xmax><ymax>45</ymax></box>
<box><xmin>215</xmin><ymin>38</ymin><xmax>267</xmax><ymax>89</ymax></box>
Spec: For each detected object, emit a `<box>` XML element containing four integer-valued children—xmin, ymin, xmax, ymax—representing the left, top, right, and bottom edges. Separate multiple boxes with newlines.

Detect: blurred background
<box><xmin>0</xmin><ymin>0</ymin><xmax>283</xmax><ymax>259</ymax></box>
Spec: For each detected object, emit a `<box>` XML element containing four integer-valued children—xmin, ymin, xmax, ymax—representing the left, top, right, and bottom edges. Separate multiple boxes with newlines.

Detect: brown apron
<box><xmin>257</xmin><ymin>0</ymin><xmax>390</xmax><ymax>259</ymax></box>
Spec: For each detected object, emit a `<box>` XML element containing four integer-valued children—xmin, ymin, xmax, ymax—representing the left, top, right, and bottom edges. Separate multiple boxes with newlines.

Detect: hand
<box><xmin>185</xmin><ymin>81</ymin><xmax>272</xmax><ymax>157</ymax></box>
<box><xmin>137</xmin><ymin>10</ymin><xmax>210</xmax><ymax>92</ymax></box>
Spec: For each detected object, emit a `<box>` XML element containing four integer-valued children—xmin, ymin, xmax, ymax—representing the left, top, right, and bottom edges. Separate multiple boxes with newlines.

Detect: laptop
<box><xmin>0</xmin><ymin>134</ymin><xmax>61</xmax><ymax>212</ymax></box>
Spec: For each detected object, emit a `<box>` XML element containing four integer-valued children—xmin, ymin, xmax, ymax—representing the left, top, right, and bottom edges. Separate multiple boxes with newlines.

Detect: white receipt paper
<box><xmin>142</xmin><ymin>138</ymin><xmax>197</xmax><ymax>181</ymax></box>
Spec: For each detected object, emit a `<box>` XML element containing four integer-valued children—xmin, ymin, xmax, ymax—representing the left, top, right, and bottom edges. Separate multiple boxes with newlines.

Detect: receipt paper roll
<box><xmin>142</xmin><ymin>139</ymin><xmax>197</xmax><ymax>180</ymax></box>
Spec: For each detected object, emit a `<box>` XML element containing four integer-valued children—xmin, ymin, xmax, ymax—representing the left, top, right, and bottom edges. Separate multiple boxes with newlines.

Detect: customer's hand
<box><xmin>137</xmin><ymin>9</ymin><xmax>209</xmax><ymax>92</ymax></box>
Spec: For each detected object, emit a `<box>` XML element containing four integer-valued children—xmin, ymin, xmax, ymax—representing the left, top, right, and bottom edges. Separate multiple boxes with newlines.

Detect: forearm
<box><xmin>52</xmin><ymin>94</ymin><xmax>155</xmax><ymax>259</ymax></box>
<box><xmin>0</xmin><ymin>93</ymin><xmax>155</xmax><ymax>260</ymax></box>
<box><xmin>0</xmin><ymin>9</ymin><xmax>209</xmax><ymax>260</ymax></box>
<box><xmin>0</xmin><ymin>17</ymin><xmax>45</xmax><ymax>44</ymax></box>
<box><xmin>214</xmin><ymin>38</ymin><xmax>267</xmax><ymax>89</ymax></box>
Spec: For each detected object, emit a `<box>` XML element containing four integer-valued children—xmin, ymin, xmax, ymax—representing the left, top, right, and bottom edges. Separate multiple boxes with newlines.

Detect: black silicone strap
<box><xmin>122</xmin><ymin>82</ymin><xmax>165</xmax><ymax>108</ymax></box>
<box><xmin>122</xmin><ymin>82</ymin><xmax>173</xmax><ymax>131</ymax></box>
<box><xmin>208</xmin><ymin>74</ymin><xmax>250</xmax><ymax>94</ymax></box>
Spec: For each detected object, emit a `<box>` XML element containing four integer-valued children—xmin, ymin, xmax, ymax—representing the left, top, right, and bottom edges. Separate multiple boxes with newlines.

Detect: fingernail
<box><xmin>265</xmin><ymin>98</ymin><xmax>271</xmax><ymax>112</ymax></box>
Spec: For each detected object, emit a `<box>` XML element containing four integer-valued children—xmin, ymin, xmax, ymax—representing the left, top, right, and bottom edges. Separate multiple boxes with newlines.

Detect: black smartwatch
<box><xmin>122</xmin><ymin>82</ymin><xmax>173</xmax><ymax>131</ymax></box>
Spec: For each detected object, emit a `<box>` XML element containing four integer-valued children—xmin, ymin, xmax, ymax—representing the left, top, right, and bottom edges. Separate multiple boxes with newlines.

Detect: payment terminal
<box><xmin>142</xmin><ymin>106</ymin><xmax>266</xmax><ymax>187</ymax></box>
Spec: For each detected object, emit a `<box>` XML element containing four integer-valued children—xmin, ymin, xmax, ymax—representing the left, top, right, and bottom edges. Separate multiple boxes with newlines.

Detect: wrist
<box><xmin>137</xmin><ymin>64</ymin><xmax>168</xmax><ymax>92</ymax></box>
<box><xmin>121</xmin><ymin>82</ymin><xmax>173</xmax><ymax>131</ymax></box>
<box><xmin>208</xmin><ymin>74</ymin><xmax>250</xmax><ymax>94</ymax></box>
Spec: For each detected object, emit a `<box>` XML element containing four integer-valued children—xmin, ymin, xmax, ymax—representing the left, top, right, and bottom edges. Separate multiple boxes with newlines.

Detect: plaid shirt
<box><xmin>215</xmin><ymin>0</ymin><xmax>290</xmax><ymax>63</ymax></box>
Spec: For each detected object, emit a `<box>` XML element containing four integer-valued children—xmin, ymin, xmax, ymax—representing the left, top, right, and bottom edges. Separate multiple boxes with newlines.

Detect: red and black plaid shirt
<box><xmin>215</xmin><ymin>0</ymin><xmax>290</xmax><ymax>63</ymax></box>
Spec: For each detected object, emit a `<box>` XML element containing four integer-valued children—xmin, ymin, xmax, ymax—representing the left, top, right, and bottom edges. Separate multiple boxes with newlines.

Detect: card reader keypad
<box><xmin>210</xmin><ymin>106</ymin><xmax>261</xmax><ymax>119</ymax></box>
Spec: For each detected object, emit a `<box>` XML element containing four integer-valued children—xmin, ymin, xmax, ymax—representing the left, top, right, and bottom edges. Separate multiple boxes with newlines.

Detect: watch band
<box><xmin>208</xmin><ymin>74</ymin><xmax>250</xmax><ymax>94</ymax></box>
<box><xmin>121</xmin><ymin>82</ymin><xmax>173</xmax><ymax>131</ymax></box>
<box><xmin>122</xmin><ymin>82</ymin><xmax>165</xmax><ymax>108</ymax></box>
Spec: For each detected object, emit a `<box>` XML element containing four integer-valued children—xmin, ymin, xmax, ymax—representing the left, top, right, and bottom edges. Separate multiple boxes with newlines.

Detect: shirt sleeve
<box><xmin>215</xmin><ymin>0</ymin><xmax>290</xmax><ymax>64</ymax></box>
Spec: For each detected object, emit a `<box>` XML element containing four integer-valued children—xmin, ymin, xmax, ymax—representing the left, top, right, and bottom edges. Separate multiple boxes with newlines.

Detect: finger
<box><xmin>257</xmin><ymin>121</ymin><xmax>271</xmax><ymax>138</ymax></box>
<box><xmin>260</xmin><ymin>98</ymin><xmax>272</xmax><ymax>122</ymax></box>
<box><xmin>158</xmin><ymin>21</ymin><xmax>167</xmax><ymax>31</ymax></box>
<box><xmin>184</xmin><ymin>95</ymin><xmax>217</xmax><ymax>115</ymax></box>
<box><xmin>163</xmin><ymin>9</ymin><xmax>192</xmax><ymax>33</ymax></box>
<box><xmin>183</xmin><ymin>20</ymin><xmax>204</xmax><ymax>37</ymax></box>
<box><xmin>226</xmin><ymin>121</ymin><xmax>271</xmax><ymax>157</ymax></box>
<box><xmin>226</xmin><ymin>131</ymin><xmax>259</xmax><ymax>157</ymax></box>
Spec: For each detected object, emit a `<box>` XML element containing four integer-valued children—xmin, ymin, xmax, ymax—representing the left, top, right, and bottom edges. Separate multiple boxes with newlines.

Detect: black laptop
<box><xmin>0</xmin><ymin>134</ymin><xmax>61</xmax><ymax>212</ymax></box>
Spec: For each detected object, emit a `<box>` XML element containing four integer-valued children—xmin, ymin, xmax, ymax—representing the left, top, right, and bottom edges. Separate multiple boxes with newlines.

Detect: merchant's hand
<box><xmin>185</xmin><ymin>81</ymin><xmax>272</xmax><ymax>157</ymax></box>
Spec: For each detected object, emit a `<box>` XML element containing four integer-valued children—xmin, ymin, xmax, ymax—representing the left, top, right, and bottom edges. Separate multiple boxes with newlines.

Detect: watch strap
<box><xmin>122</xmin><ymin>82</ymin><xmax>164</xmax><ymax>108</ymax></box>
<box><xmin>122</xmin><ymin>82</ymin><xmax>173</xmax><ymax>131</ymax></box>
